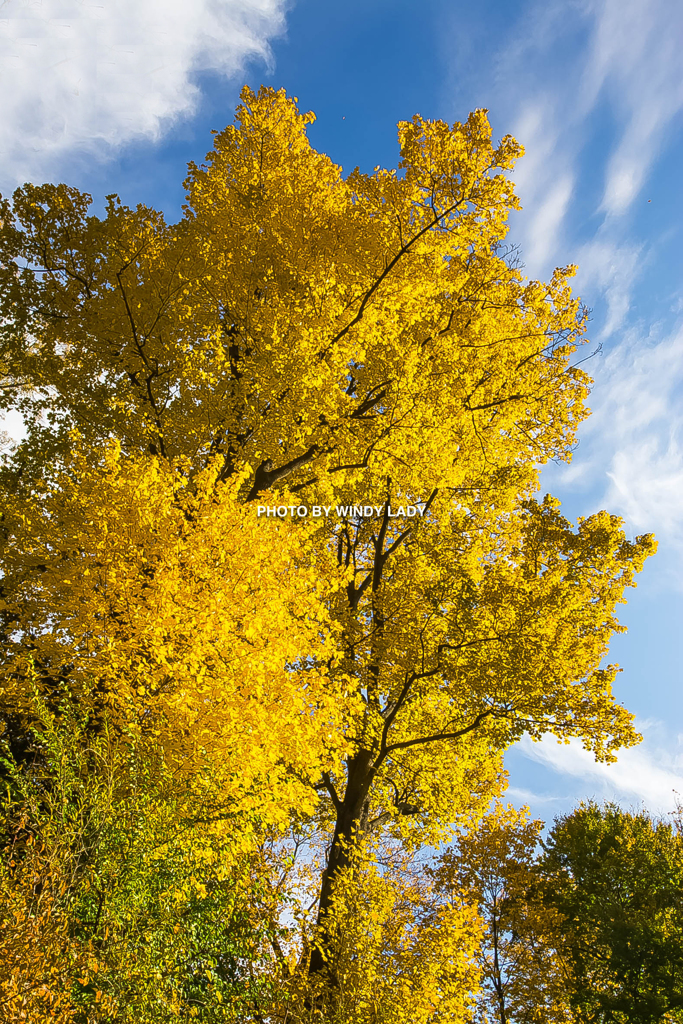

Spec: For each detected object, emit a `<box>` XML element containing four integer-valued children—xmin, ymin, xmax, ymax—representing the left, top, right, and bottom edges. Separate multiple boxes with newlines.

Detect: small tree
<box><xmin>435</xmin><ymin>804</ymin><xmax>573</xmax><ymax>1024</ymax></box>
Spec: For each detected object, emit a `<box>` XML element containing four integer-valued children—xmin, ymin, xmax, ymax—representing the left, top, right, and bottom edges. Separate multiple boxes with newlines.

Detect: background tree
<box><xmin>542</xmin><ymin>803</ymin><xmax>683</xmax><ymax>1024</ymax></box>
<box><xmin>0</xmin><ymin>689</ymin><xmax>292</xmax><ymax>1023</ymax></box>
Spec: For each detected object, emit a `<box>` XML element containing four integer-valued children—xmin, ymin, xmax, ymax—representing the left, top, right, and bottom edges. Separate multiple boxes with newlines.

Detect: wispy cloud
<box><xmin>505</xmin><ymin>786</ymin><xmax>569</xmax><ymax>808</ymax></box>
<box><xmin>0</xmin><ymin>0</ymin><xmax>288</xmax><ymax>187</ymax></box>
<box><xmin>581</xmin><ymin>0</ymin><xmax>683</xmax><ymax>219</ymax></box>
<box><xmin>573</xmin><ymin>237</ymin><xmax>643</xmax><ymax>341</ymax></box>
<box><xmin>509</xmin><ymin>99</ymin><xmax>575</xmax><ymax>271</ymax></box>
<box><xmin>599</xmin><ymin>329</ymin><xmax>683</xmax><ymax>548</ymax></box>
<box><xmin>542</xmin><ymin>316</ymin><xmax>683</xmax><ymax>561</ymax></box>
<box><xmin>461</xmin><ymin>0</ymin><xmax>683</xmax><ymax>561</ymax></box>
<box><xmin>516</xmin><ymin>727</ymin><xmax>683</xmax><ymax>815</ymax></box>
<box><xmin>485</xmin><ymin>0</ymin><xmax>683</xmax><ymax>314</ymax></box>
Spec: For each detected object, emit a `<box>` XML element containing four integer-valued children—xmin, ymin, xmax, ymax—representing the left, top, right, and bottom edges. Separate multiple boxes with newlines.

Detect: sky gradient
<box><xmin>3</xmin><ymin>0</ymin><xmax>682</xmax><ymax>822</ymax></box>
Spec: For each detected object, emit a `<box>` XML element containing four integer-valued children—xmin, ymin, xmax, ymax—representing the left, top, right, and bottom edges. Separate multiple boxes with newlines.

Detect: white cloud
<box><xmin>505</xmin><ymin>786</ymin><xmax>567</xmax><ymax>807</ymax></box>
<box><xmin>0</xmin><ymin>0</ymin><xmax>288</xmax><ymax>186</ymax></box>
<box><xmin>517</xmin><ymin>729</ymin><xmax>683</xmax><ymax>815</ymax></box>
<box><xmin>509</xmin><ymin>100</ymin><xmax>574</xmax><ymax>272</ymax></box>
<box><xmin>468</xmin><ymin>0</ymin><xmax>683</xmax><ymax>563</ymax></box>
<box><xmin>0</xmin><ymin>409</ymin><xmax>25</xmax><ymax>446</ymax></box>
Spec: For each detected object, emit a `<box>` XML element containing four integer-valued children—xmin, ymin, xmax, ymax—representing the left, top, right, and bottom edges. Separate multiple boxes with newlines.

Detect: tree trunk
<box><xmin>308</xmin><ymin>748</ymin><xmax>375</xmax><ymax>979</ymax></box>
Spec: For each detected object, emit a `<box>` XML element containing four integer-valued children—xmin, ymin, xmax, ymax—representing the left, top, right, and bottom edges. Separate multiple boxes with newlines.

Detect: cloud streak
<box><xmin>0</xmin><ymin>0</ymin><xmax>288</xmax><ymax>187</ymax></box>
<box><xmin>540</xmin><ymin>316</ymin><xmax>683</xmax><ymax>565</ymax></box>
<box><xmin>466</xmin><ymin>0</ymin><xmax>683</xmax><ymax>562</ymax></box>
<box><xmin>486</xmin><ymin>0</ymin><xmax>683</xmax><ymax>307</ymax></box>
<box><xmin>517</xmin><ymin>728</ymin><xmax>683</xmax><ymax>815</ymax></box>
<box><xmin>582</xmin><ymin>0</ymin><xmax>683</xmax><ymax>219</ymax></box>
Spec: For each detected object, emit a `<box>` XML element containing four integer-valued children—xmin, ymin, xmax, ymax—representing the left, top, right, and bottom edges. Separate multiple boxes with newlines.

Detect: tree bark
<box><xmin>308</xmin><ymin>748</ymin><xmax>376</xmax><ymax>979</ymax></box>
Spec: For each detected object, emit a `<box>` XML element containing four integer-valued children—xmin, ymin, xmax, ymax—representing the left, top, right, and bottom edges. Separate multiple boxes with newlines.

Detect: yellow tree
<box><xmin>0</xmin><ymin>86</ymin><xmax>656</xmax><ymax>1016</ymax></box>
<box><xmin>1</xmin><ymin>86</ymin><xmax>585</xmax><ymax>500</ymax></box>
<box><xmin>299</xmin><ymin>492</ymin><xmax>651</xmax><ymax>1004</ymax></box>
<box><xmin>436</xmin><ymin>804</ymin><xmax>573</xmax><ymax>1024</ymax></box>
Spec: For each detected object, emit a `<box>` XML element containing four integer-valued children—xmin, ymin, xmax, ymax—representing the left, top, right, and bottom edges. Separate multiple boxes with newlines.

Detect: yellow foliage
<box><xmin>0</xmin><ymin>444</ymin><xmax>345</xmax><ymax>819</ymax></box>
<box><xmin>305</xmin><ymin>493</ymin><xmax>653</xmax><ymax>983</ymax></box>
<box><xmin>283</xmin><ymin>840</ymin><xmax>482</xmax><ymax>1024</ymax></box>
<box><xmin>436</xmin><ymin>804</ymin><xmax>573</xmax><ymax>1024</ymax></box>
<box><xmin>2</xmin><ymin>85</ymin><xmax>588</xmax><ymax>508</ymax></box>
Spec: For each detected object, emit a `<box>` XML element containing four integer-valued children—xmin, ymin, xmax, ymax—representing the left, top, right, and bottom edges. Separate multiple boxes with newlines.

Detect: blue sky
<box><xmin>3</xmin><ymin>0</ymin><xmax>683</xmax><ymax>822</ymax></box>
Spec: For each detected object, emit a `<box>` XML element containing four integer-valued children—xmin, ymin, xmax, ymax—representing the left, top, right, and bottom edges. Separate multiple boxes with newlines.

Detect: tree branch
<box><xmin>384</xmin><ymin>707</ymin><xmax>500</xmax><ymax>755</ymax></box>
<box><xmin>245</xmin><ymin>444</ymin><xmax>321</xmax><ymax>499</ymax></box>
<box><xmin>317</xmin><ymin>198</ymin><xmax>468</xmax><ymax>359</ymax></box>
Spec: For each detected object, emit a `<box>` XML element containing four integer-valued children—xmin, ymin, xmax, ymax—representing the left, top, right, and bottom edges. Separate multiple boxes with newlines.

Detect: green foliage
<box><xmin>445</xmin><ymin>802</ymin><xmax>683</xmax><ymax>1024</ymax></box>
<box><xmin>0</xmin><ymin>689</ymin><xmax>285</xmax><ymax>1022</ymax></box>
<box><xmin>543</xmin><ymin>802</ymin><xmax>683</xmax><ymax>1024</ymax></box>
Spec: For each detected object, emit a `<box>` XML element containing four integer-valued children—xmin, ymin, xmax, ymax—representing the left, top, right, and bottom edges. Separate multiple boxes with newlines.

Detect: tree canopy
<box><xmin>0</xmin><ymin>86</ymin><xmax>657</xmax><ymax>1022</ymax></box>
